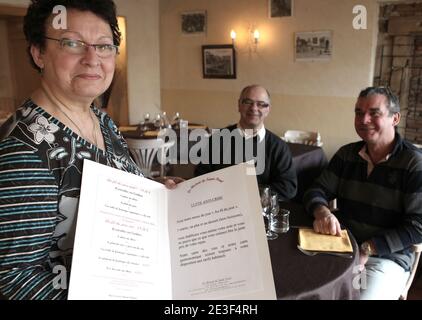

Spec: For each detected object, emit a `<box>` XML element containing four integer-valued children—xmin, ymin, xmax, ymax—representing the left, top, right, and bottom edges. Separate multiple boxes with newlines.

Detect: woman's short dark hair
<box><xmin>24</xmin><ymin>0</ymin><xmax>121</xmax><ymax>72</ymax></box>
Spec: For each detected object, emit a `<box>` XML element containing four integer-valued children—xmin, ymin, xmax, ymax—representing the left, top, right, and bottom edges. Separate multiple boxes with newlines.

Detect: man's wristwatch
<box><xmin>360</xmin><ymin>241</ymin><xmax>374</xmax><ymax>256</ymax></box>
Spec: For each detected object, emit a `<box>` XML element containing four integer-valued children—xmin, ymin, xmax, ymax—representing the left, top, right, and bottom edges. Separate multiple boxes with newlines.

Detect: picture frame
<box><xmin>295</xmin><ymin>31</ymin><xmax>333</xmax><ymax>62</ymax></box>
<box><xmin>181</xmin><ymin>10</ymin><xmax>207</xmax><ymax>35</ymax></box>
<box><xmin>269</xmin><ymin>0</ymin><xmax>293</xmax><ymax>18</ymax></box>
<box><xmin>202</xmin><ymin>44</ymin><xmax>236</xmax><ymax>79</ymax></box>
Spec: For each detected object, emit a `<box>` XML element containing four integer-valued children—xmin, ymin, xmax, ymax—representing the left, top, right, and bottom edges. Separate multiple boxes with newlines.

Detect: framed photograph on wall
<box><xmin>269</xmin><ymin>0</ymin><xmax>293</xmax><ymax>18</ymax></box>
<box><xmin>202</xmin><ymin>44</ymin><xmax>236</xmax><ymax>79</ymax></box>
<box><xmin>295</xmin><ymin>31</ymin><xmax>333</xmax><ymax>62</ymax></box>
<box><xmin>181</xmin><ymin>10</ymin><xmax>207</xmax><ymax>35</ymax></box>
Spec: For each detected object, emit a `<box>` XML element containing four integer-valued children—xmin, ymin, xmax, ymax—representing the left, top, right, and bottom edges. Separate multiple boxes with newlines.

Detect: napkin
<box><xmin>298</xmin><ymin>228</ymin><xmax>353</xmax><ymax>253</ymax></box>
<box><xmin>119</xmin><ymin>126</ymin><xmax>138</xmax><ymax>132</ymax></box>
<box><xmin>143</xmin><ymin>131</ymin><xmax>159</xmax><ymax>137</ymax></box>
<box><xmin>188</xmin><ymin>124</ymin><xmax>207</xmax><ymax>129</ymax></box>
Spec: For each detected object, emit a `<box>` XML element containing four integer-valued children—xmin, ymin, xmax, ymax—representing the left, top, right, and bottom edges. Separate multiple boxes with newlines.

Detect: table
<box><xmin>121</xmin><ymin>125</ymin><xmax>210</xmax><ymax>178</ymax></box>
<box><xmin>270</xmin><ymin>202</ymin><xmax>360</xmax><ymax>300</ymax></box>
<box><xmin>120</xmin><ymin>124</ymin><xmax>209</xmax><ymax>140</ymax></box>
<box><xmin>288</xmin><ymin>142</ymin><xmax>328</xmax><ymax>202</ymax></box>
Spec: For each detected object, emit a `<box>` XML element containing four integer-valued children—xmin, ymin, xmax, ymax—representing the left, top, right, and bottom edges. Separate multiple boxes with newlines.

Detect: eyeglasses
<box><xmin>45</xmin><ymin>37</ymin><xmax>119</xmax><ymax>58</ymax></box>
<box><xmin>240</xmin><ymin>98</ymin><xmax>270</xmax><ymax>109</ymax></box>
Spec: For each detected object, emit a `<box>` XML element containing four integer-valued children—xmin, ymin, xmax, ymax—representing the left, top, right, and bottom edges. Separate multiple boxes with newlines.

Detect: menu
<box><xmin>68</xmin><ymin>160</ymin><xmax>276</xmax><ymax>300</ymax></box>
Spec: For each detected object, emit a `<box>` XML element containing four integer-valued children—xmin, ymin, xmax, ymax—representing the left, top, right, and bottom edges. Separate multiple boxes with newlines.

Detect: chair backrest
<box><xmin>282</xmin><ymin>130</ymin><xmax>323</xmax><ymax>147</ymax></box>
<box><xmin>399</xmin><ymin>243</ymin><xmax>422</xmax><ymax>300</ymax></box>
<box><xmin>126</xmin><ymin>138</ymin><xmax>175</xmax><ymax>178</ymax></box>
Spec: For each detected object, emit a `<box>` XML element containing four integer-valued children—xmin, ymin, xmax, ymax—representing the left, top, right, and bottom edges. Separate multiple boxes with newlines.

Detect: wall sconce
<box><xmin>229</xmin><ymin>27</ymin><xmax>261</xmax><ymax>52</ymax></box>
<box><xmin>253</xmin><ymin>29</ymin><xmax>260</xmax><ymax>45</ymax></box>
<box><xmin>230</xmin><ymin>29</ymin><xmax>236</xmax><ymax>45</ymax></box>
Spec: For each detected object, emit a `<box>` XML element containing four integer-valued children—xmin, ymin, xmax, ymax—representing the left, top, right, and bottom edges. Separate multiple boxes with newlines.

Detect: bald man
<box><xmin>194</xmin><ymin>85</ymin><xmax>297</xmax><ymax>201</ymax></box>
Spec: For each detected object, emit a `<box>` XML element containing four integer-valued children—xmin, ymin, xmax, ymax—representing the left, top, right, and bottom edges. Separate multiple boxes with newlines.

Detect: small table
<box><xmin>270</xmin><ymin>202</ymin><xmax>360</xmax><ymax>300</ymax></box>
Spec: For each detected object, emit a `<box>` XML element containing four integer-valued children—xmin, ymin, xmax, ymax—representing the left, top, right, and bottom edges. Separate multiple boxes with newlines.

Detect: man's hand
<box><xmin>155</xmin><ymin>176</ymin><xmax>185</xmax><ymax>189</ymax></box>
<box><xmin>313</xmin><ymin>205</ymin><xmax>342</xmax><ymax>236</ymax></box>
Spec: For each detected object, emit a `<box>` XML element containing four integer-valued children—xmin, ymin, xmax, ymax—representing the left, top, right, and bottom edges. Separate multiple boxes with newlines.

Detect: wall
<box><xmin>374</xmin><ymin>2</ymin><xmax>422</xmax><ymax>145</ymax></box>
<box><xmin>114</xmin><ymin>0</ymin><xmax>161</xmax><ymax>124</ymax></box>
<box><xmin>0</xmin><ymin>19</ymin><xmax>12</xmax><ymax>98</ymax></box>
<box><xmin>160</xmin><ymin>0</ymin><xmax>380</xmax><ymax>159</ymax></box>
<box><xmin>0</xmin><ymin>0</ymin><xmax>161</xmax><ymax>125</ymax></box>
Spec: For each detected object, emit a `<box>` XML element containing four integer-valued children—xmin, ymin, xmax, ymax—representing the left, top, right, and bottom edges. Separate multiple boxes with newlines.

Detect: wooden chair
<box><xmin>282</xmin><ymin>130</ymin><xmax>323</xmax><ymax>147</ymax></box>
<box><xmin>126</xmin><ymin>138</ymin><xmax>175</xmax><ymax>178</ymax></box>
<box><xmin>399</xmin><ymin>243</ymin><xmax>422</xmax><ymax>300</ymax></box>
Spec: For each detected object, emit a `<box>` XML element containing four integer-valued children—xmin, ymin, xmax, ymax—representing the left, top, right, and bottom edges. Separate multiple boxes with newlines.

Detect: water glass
<box><xmin>271</xmin><ymin>208</ymin><xmax>290</xmax><ymax>233</ymax></box>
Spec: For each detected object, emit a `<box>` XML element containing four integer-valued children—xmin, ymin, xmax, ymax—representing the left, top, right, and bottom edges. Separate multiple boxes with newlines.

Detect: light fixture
<box><xmin>253</xmin><ymin>29</ymin><xmax>260</xmax><ymax>44</ymax></box>
<box><xmin>228</xmin><ymin>26</ymin><xmax>261</xmax><ymax>52</ymax></box>
<box><xmin>230</xmin><ymin>29</ymin><xmax>236</xmax><ymax>45</ymax></box>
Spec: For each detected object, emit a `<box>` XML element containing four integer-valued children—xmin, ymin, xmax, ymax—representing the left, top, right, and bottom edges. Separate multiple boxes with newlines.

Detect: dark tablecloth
<box><xmin>269</xmin><ymin>202</ymin><xmax>360</xmax><ymax>300</ymax></box>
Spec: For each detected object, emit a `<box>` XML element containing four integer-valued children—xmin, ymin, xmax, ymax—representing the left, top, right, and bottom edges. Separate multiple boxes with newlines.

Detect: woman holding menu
<box><xmin>0</xmin><ymin>0</ymin><xmax>175</xmax><ymax>299</ymax></box>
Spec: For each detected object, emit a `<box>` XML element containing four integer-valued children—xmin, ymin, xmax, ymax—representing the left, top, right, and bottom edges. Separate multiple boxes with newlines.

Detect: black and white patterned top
<box><xmin>0</xmin><ymin>99</ymin><xmax>141</xmax><ymax>299</ymax></box>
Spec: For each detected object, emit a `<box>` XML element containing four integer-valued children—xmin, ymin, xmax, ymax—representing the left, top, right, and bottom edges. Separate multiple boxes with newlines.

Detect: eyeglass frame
<box><xmin>44</xmin><ymin>36</ymin><xmax>119</xmax><ymax>57</ymax></box>
<box><xmin>239</xmin><ymin>98</ymin><xmax>270</xmax><ymax>109</ymax></box>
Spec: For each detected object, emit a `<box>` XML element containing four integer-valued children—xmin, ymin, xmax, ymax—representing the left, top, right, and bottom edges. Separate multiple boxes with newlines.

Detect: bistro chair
<box><xmin>399</xmin><ymin>242</ymin><xmax>422</xmax><ymax>300</ymax></box>
<box><xmin>126</xmin><ymin>138</ymin><xmax>175</xmax><ymax>178</ymax></box>
<box><xmin>282</xmin><ymin>130</ymin><xmax>323</xmax><ymax>147</ymax></box>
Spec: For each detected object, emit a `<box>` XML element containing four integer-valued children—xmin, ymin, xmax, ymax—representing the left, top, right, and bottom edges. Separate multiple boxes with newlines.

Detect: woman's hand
<box><xmin>155</xmin><ymin>176</ymin><xmax>185</xmax><ymax>189</ymax></box>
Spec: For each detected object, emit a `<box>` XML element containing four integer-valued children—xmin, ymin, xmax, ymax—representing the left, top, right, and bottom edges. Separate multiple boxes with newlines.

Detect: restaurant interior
<box><xmin>1</xmin><ymin>0</ymin><xmax>422</xmax><ymax>300</ymax></box>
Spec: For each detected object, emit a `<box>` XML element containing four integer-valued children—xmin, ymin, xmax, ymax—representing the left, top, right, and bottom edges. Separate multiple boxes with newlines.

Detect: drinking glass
<box><xmin>270</xmin><ymin>193</ymin><xmax>279</xmax><ymax>224</ymax></box>
<box><xmin>154</xmin><ymin>113</ymin><xmax>164</xmax><ymax>129</ymax></box>
<box><xmin>271</xmin><ymin>208</ymin><xmax>290</xmax><ymax>233</ymax></box>
<box><xmin>259</xmin><ymin>186</ymin><xmax>278</xmax><ymax>240</ymax></box>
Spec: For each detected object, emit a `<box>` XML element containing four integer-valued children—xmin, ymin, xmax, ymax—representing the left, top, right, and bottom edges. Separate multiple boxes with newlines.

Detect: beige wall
<box><xmin>0</xmin><ymin>20</ymin><xmax>13</xmax><ymax>97</ymax></box>
<box><xmin>114</xmin><ymin>0</ymin><xmax>161</xmax><ymax>124</ymax></box>
<box><xmin>160</xmin><ymin>0</ymin><xmax>380</xmax><ymax>159</ymax></box>
<box><xmin>0</xmin><ymin>0</ymin><xmax>161</xmax><ymax>125</ymax></box>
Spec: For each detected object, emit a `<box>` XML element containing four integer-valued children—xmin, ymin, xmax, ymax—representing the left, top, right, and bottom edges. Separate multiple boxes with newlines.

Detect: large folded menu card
<box><xmin>68</xmin><ymin>160</ymin><xmax>276</xmax><ymax>300</ymax></box>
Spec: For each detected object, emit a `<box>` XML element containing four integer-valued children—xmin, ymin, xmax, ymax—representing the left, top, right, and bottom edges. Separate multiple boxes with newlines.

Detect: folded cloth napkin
<box><xmin>143</xmin><ymin>130</ymin><xmax>159</xmax><ymax>137</ymax></box>
<box><xmin>298</xmin><ymin>228</ymin><xmax>353</xmax><ymax>253</ymax></box>
<box><xmin>118</xmin><ymin>126</ymin><xmax>138</xmax><ymax>131</ymax></box>
<box><xmin>188</xmin><ymin>124</ymin><xmax>207</xmax><ymax>129</ymax></box>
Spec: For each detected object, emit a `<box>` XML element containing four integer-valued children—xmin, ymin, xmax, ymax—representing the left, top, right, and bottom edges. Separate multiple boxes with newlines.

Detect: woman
<box><xmin>0</xmin><ymin>0</ymin><xmax>171</xmax><ymax>299</ymax></box>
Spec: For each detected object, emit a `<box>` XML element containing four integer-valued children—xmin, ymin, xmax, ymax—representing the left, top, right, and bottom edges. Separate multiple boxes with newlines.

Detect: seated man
<box><xmin>304</xmin><ymin>86</ymin><xmax>422</xmax><ymax>299</ymax></box>
<box><xmin>194</xmin><ymin>84</ymin><xmax>297</xmax><ymax>201</ymax></box>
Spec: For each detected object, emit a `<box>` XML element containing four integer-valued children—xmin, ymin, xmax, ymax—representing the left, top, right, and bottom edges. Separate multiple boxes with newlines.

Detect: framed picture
<box><xmin>295</xmin><ymin>31</ymin><xmax>333</xmax><ymax>62</ymax></box>
<box><xmin>269</xmin><ymin>0</ymin><xmax>293</xmax><ymax>18</ymax></box>
<box><xmin>202</xmin><ymin>44</ymin><xmax>236</xmax><ymax>79</ymax></box>
<box><xmin>181</xmin><ymin>10</ymin><xmax>206</xmax><ymax>35</ymax></box>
